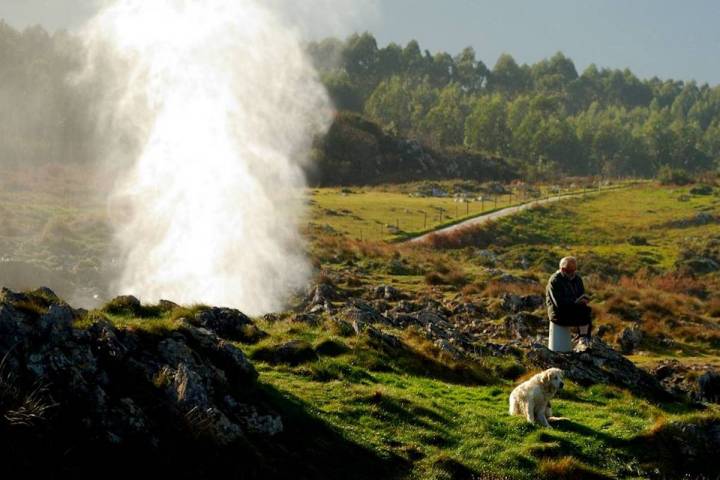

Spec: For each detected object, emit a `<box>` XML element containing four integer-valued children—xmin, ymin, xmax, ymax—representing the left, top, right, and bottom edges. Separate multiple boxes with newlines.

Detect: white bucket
<box><xmin>549</xmin><ymin>322</ymin><xmax>572</xmax><ymax>352</ymax></box>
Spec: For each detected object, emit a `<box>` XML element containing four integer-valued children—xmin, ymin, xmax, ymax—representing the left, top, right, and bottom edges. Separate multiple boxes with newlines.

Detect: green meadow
<box><xmin>5</xmin><ymin>172</ymin><xmax>720</xmax><ymax>478</ymax></box>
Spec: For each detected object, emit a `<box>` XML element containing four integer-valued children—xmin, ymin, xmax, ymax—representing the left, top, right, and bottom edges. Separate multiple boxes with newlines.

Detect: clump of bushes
<box><xmin>657</xmin><ymin>165</ymin><xmax>692</xmax><ymax>186</ymax></box>
<box><xmin>423</xmin><ymin>262</ymin><xmax>468</xmax><ymax>287</ymax></box>
<box><xmin>689</xmin><ymin>184</ymin><xmax>714</xmax><ymax>195</ymax></box>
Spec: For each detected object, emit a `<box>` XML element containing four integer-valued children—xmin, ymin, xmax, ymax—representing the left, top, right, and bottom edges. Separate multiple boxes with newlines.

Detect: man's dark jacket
<box><xmin>545</xmin><ymin>270</ymin><xmax>588</xmax><ymax>325</ymax></box>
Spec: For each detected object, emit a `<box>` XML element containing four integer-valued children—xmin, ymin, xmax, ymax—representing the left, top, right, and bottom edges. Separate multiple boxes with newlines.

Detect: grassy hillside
<box><xmin>311</xmin><ymin>182</ymin><xmax>720</xmax><ymax>356</ymax></box>
<box><xmin>307</xmin><ymin>180</ymin><xmax>624</xmax><ymax>242</ymax></box>
<box><xmin>3</xmin><ymin>173</ymin><xmax>720</xmax><ymax>478</ymax></box>
<box><xmin>71</xmin><ymin>293</ymin><xmax>717</xmax><ymax>480</ymax></box>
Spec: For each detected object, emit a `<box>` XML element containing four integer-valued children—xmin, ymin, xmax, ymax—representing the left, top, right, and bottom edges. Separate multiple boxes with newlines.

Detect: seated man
<box><xmin>546</xmin><ymin>256</ymin><xmax>592</xmax><ymax>346</ymax></box>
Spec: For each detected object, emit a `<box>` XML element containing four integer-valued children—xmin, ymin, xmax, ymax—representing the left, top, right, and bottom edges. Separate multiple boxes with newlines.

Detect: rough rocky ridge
<box><xmin>0</xmin><ymin>287</ymin><xmax>400</xmax><ymax>479</ymax></box>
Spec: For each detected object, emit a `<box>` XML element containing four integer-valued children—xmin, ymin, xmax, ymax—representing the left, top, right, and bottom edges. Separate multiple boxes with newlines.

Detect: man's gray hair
<box><xmin>559</xmin><ymin>256</ymin><xmax>577</xmax><ymax>269</ymax></box>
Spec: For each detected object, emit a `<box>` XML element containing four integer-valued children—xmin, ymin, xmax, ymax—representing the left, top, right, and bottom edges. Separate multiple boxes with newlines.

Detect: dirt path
<box><xmin>406</xmin><ymin>191</ymin><xmax>589</xmax><ymax>244</ymax></box>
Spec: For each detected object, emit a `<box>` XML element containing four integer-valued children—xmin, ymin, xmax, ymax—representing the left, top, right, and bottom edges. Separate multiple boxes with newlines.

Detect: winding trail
<box><xmin>406</xmin><ymin>186</ymin><xmax>627</xmax><ymax>244</ymax></box>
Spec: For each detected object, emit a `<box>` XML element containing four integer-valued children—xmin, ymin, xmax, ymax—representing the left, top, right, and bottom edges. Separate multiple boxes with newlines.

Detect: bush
<box><xmin>689</xmin><ymin>184</ymin><xmax>713</xmax><ymax>195</ymax></box>
<box><xmin>657</xmin><ymin>165</ymin><xmax>692</xmax><ymax>186</ymax></box>
<box><xmin>627</xmin><ymin>235</ymin><xmax>648</xmax><ymax>246</ymax></box>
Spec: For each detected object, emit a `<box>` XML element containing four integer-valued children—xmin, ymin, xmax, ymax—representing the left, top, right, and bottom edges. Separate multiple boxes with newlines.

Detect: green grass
<box><xmin>307</xmin><ymin>182</ymin><xmax>628</xmax><ymax>242</ymax></box>
<box><xmin>477</xmin><ymin>184</ymin><xmax>720</xmax><ymax>270</ymax></box>
<box><xmin>5</xmin><ymin>171</ymin><xmax>720</xmax><ymax>478</ymax></box>
<box><xmin>247</xmin><ymin>317</ymin><xmax>715</xmax><ymax>480</ymax></box>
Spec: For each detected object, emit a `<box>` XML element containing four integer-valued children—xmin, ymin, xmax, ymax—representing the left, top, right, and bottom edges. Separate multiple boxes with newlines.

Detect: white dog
<box><xmin>509</xmin><ymin>368</ymin><xmax>564</xmax><ymax>427</ymax></box>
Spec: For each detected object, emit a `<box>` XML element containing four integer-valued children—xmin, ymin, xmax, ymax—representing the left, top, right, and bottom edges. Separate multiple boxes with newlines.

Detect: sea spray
<box><xmin>77</xmin><ymin>0</ymin><xmax>333</xmax><ymax>314</ymax></box>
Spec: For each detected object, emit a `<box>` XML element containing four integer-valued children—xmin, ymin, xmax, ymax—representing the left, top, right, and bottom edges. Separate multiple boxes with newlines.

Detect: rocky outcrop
<box><xmin>527</xmin><ymin>337</ymin><xmax>673</xmax><ymax>401</ymax></box>
<box><xmin>0</xmin><ymin>287</ymin><xmax>291</xmax><ymax>477</ymax></box>
<box><xmin>0</xmin><ymin>287</ymin><xmax>407</xmax><ymax>479</ymax></box>
<box><xmin>698</xmin><ymin>370</ymin><xmax>720</xmax><ymax>403</ymax></box>
<box><xmin>618</xmin><ymin>326</ymin><xmax>643</xmax><ymax>354</ymax></box>
<box><xmin>500</xmin><ymin>293</ymin><xmax>544</xmax><ymax>313</ymax></box>
<box><xmin>650</xmin><ymin>361</ymin><xmax>720</xmax><ymax>403</ymax></box>
<box><xmin>504</xmin><ymin>312</ymin><xmax>544</xmax><ymax>339</ymax></box>
<box><xmin>187</xmin><ymin>306</ymin><xmax>267</xmax><ymax>343</ymax></box>
<box><xmin>373</xmin><ymin>284</ymin><xmax>403</xmax><ymax>301</ymax></box>
<box><xmin>639</xmin><ymin>417</ymin><xmax>720</xmax><ymax>479</ymax></box>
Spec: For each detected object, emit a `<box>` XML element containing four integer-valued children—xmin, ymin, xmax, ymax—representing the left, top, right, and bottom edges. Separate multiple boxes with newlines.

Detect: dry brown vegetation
<box><xmin>538</xmin><ymin>456</ymin><xmax>610</xmax><ymax>480</ymax></box>
<box><xmin>589</xmin><ymin>272</ymin><xmax>720</xmax><ymax>352</ymax></box>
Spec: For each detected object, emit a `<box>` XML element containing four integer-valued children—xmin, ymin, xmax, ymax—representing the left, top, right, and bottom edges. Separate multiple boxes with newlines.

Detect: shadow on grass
<box><xmin>550</xmin><ymin>418</ymin><xmax>626</xmax><ymax>448</ymax></box>
<box><xmin>252</xmin><ymin>382</ymin><xmax>410</xmax><ymax>480</ymax></box>
<box><xmin>556</xmin><ymin>389</ymin><xmax>606</xmax><ymax>406</ymax></box>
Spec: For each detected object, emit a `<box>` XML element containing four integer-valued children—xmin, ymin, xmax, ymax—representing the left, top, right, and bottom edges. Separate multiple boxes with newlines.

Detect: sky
<box><xmin>1</xmin><ymin>0</ymin><xmax>719</xmax><ymax>85</ymax></box>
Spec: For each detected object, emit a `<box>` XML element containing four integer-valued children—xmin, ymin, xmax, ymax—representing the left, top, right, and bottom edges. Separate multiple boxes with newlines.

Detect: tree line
<box><xmin>308</xmin><ymin>32</ymin><xmax>720</xmax><ymax>179</ymax></box>
<box><xmin>2</xmin><ymin>21</ymin><xmax>719</xmax><ymax>182</ymax></box>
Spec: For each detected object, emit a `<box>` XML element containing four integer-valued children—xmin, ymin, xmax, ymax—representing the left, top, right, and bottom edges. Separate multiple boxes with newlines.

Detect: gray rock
<box><xmin>38</xmin><ymin>303</ymin><xmax>75</xmax><ymax>338</ymax></box>
<box><xmin>618</xmin><ymin>327</ymin><xmax>643</xmax><ymax>354</ymax></box>
<box><xmin>0</xmin><ymin>287</ymin><xmax>268</xmax><ymax>455</ymax></box>
<box><xmin>184</xmin><ymin>406</ymin><xmax>244</xmax><ymax>446</ymax></box>
<box><xmin>189</xmin><ymin>307</ymin><xmax>263</xmax><ymax>342</ymax></box>
<box><xmin>306</xmin><ymin>283</ymin><xmax>341</xmax><ymax>313</ymax></box>
<box><xmin>501</xmin><ymin>293</ymin><xmax>544</xmax><ymax>312</ymax></box>
<box><xmin>527</xmin><ymin>338</ymin><xmax>672</xmax><ymax>401</ymax></box>
<box><xmin>179</xmin><ymin>321</ymin><xmax>257</xmax><ymax>383</ymax></box>
<box><xmin>451</xmin><ymin>302</ymin><xmax>484</xmax><ymax>317</ymax></box>
<box><xmin>504</xmin><ymin>312</ymin><xmax>543</xmax><ymax>339</ymax></box>
<box><xmin>698</xmin><ymin>370</ymin><xmax>720</xmax><ymax>403</ymax></box>
<box><xmin>290</xmin><ymin>312</ymin><xmax>321</xmax><ymax>326</ymax></box>
<box><xmin>501</xmin><ymin>293</ymin><xmax>523</xmax><ymax>312</ymax></box>
<box><xmin>365</xmin><ymin>325</ymin><xmax>403</xmax><ymax>350</ymax></box>
<box><xmin>521</xmin><ymin>294</ymin><xmax>544</xmax><ymax>310</ymax></box>
<box><xmin>88</xmin><ymin>319</ymin><xmax>127</xmax><ymax>361</ymax></box>
<box><xmin>374</xmin><ymin>284</ymin><xmax>402</xmax><ymax>301</ymax></box>
<box><xmin>342</xmin><ymin>301</ymin><xmax>390</xmax><ymax>327</ymax></box>
<box><xmin>158</xmin><ymin>299</ymin><xmax>179</xmax><ymax>311</ymax></box>
<box><xmin>162</xmin><ymin>362</ymin><xmax>210</xmax><ymax>409</ymax></box>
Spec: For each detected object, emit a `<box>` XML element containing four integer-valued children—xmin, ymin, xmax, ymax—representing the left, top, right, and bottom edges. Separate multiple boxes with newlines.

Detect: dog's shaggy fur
<box><xmin>509</xmin><ymin>368</ymin><xmax>564</xmax><ymax>427</ymax></box>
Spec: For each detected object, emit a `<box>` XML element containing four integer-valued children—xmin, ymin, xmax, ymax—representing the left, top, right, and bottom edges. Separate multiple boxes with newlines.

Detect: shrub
<box><xmin>657</xmin><ymin>165</ymin><xmax>692</xmax><ymax>186</ymax></box>
<box><xmin>627</xmin><ymin>235</ymin><xmax>648</xmax><ymax>246</ymax></box>
<box><xmin>102</xmin><ymin>295</ymin><xmax>161</xmax><ymax>318</ymax></box>
<box><xmin>689</xmin><ymin>184</ymin><xmax>713</xmax><ymax>195</ymax></box>
<box><xmin>0</xmin><ymin>353</ymin><xmax>55</xmax><ymax>428</ymax></box>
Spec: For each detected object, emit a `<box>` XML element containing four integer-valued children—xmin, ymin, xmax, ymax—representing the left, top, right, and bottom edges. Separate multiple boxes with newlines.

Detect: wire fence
<box><xmin>346</xmin><ymin>180</ymin><xmax>640</xmax><ymax>242</ymax></box>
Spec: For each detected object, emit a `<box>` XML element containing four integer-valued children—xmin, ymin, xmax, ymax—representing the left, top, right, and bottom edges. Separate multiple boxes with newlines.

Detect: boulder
<box><xmin>373</xmin><ymin>284</ymin><xmax>403</xmax><ymax>301</ymax></box>
<box><xmin>501</xmin><ymin>293</ymin><xmax>523</xmax><ymax>312</ymax></box>
<box><xmin>698</xmin><ymin>370</ymin><xmax>720</xmax><ymax>403</ymax></box>
<box><xmin>341</xmin><ymin>301</ymin><xmax>391</xmax><ymax>330</ymax></box>
<box><xmin>501</xmin><ymin>293</ymin><xmax>544</xmax><ymax>312</ymax></box>
<box><xmin>290</xmin><ymin>312</ymin><xmax>321</xmax><ymax>326</ymax></box>
<box><xmin>365</xmin><ymin>325</ymin><xmax>403</xmax><ymax>351</ymax></box>
<box><xmin>189</xmin><ymin>307</ymin><xmax>265</xmax><ymax>343</ymax></box>
<box><xmin>618</xmin><ymin>327</ymin><xmax>643</xmax><ymax>354</ymax></box>
<box><xmin>305</xmin><ymin>282</ymin><xmax>341</xmax><ymax>313</ymax></box>
<box><xmin>504</xmin><ymin>312</ymin><xmax>544</xmax><ymax>339</ymax></box>
<box><xmin>451</xmin><ymin>302</ymin><xmax>484</xmax><ymax>317</ymax></box>
<box><xmin>527</xmin><ymin>338</ymin><xmax>673</xmax><ymax>401</ymax></box>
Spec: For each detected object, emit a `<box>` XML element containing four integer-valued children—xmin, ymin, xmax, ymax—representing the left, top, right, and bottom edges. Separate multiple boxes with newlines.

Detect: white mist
<box><xmin>78</xmin><ymin>0</ymin><xmax>333</xmax><ymax>314</ymax></box>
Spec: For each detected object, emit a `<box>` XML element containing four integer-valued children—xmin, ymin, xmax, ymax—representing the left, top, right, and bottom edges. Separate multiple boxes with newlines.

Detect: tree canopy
<box><xmin>308</xmin><ymin>32</ymin><xmax>720</xmax><ymax>178</ymax></box>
